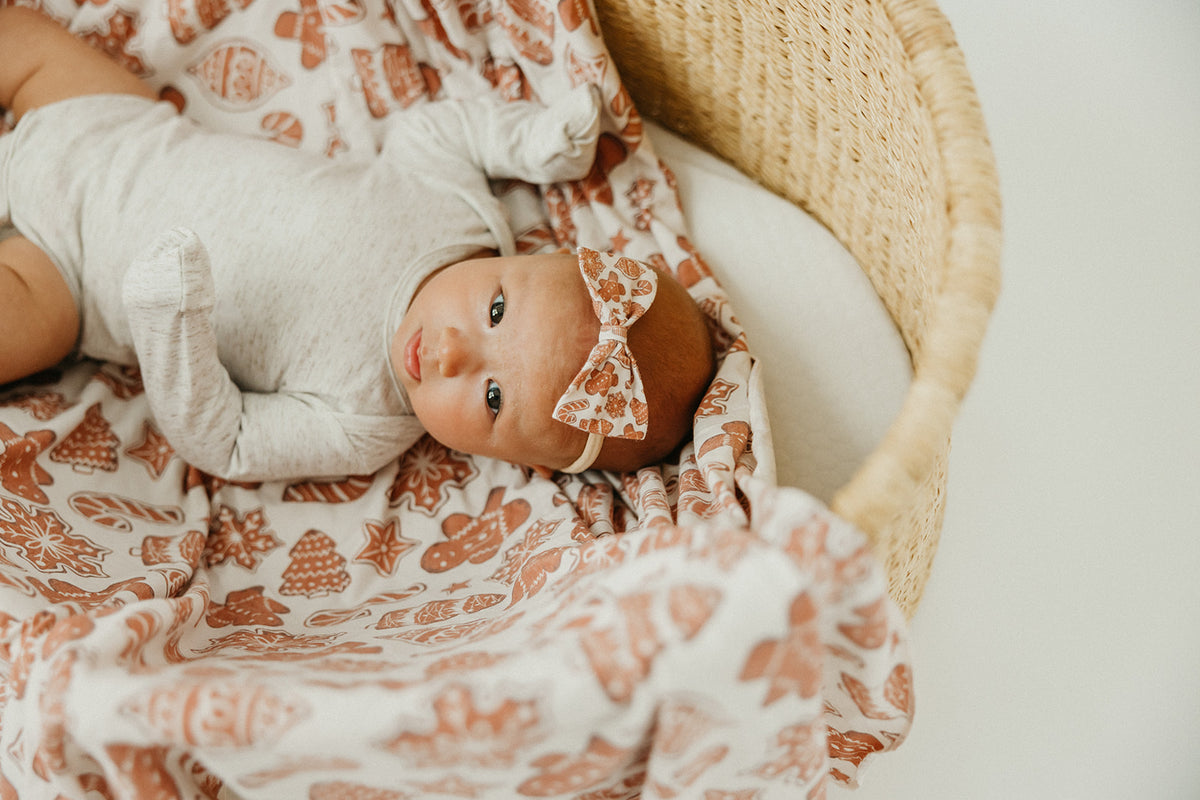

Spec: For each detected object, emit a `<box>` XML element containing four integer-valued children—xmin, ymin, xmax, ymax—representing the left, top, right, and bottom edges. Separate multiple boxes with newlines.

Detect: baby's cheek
<box><xmin>410</xmin><ymin>401</ymin><xmax>454</xmax><ymax>450</ymax></box>
<box><xmin>413</xmin><ymin>393</ymin><xmax>486</xmax><ymax>457</ymax></box>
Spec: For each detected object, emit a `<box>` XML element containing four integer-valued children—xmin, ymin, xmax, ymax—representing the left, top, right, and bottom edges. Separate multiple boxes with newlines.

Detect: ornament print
<box><xmin>0</xmin><ymin>1</ymin><xmax>911</xmax><ymax>797</ymax></box>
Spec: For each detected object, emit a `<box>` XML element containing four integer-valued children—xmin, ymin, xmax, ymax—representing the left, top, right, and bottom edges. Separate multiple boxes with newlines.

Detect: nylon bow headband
<box><xmin>553</xmin><ymin>248</ymin><xmax>659</xmax><ymax>473</ymax></box>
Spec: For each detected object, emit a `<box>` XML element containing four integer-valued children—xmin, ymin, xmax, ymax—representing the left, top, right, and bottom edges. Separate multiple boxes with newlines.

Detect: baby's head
<box><xmin>392</xmin><ymin>248</ymin><xmax>715</xmax><ymax>474</ymax></box>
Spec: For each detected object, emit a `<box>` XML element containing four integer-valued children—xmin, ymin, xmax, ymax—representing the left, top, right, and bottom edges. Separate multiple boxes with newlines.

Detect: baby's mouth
<box><xmin>405</xmin><ymin>330</ymin><xmax>422</xmax><ymax>381</ymax></box>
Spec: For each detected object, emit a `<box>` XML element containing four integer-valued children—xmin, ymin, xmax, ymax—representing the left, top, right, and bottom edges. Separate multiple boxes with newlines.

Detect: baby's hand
<box><xmin>121</xmin><ymin>227</ymin><xmax>215</xmax><ymax>315</ymax></box>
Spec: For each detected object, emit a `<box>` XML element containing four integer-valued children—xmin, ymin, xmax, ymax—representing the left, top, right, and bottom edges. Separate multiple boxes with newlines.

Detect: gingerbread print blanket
<box><xmin>0</xmin><ymin>0</ymin><xmax>913</xmax><ymax>797</ymax></box>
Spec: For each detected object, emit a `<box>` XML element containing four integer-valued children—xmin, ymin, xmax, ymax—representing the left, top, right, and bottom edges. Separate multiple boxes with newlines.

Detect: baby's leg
<box><xmin>0</xmin><ymin>236</ymin><xmax>79</xmax><ymax>384</ymax></box>
<box><xmin>0</xmin><ymin>6</ymin><xmax>154</xmax><ymax>122</ymax></box>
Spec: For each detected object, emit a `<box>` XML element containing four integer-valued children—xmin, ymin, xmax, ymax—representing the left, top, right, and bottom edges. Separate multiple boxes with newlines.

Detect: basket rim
<box><xmin>830</xmin><ymin>0</ymin><xmax>1002</xmax><ymax>538</ymax></box>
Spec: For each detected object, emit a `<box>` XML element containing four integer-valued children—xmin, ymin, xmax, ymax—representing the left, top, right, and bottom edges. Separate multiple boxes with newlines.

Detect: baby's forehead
<box><xmin>505</xmin><ymin>251</ymin><xmax>700</xmax><ymax>381</ymax></box>
<box><xmin>520</xmin><ymin>306</ymin><xmax>593</xmax><ymax>386</ymax></box>
<box><xmin>504</xmin><ymin>330</ymin><xmax>589</xmax><ymax>441</ymax></box>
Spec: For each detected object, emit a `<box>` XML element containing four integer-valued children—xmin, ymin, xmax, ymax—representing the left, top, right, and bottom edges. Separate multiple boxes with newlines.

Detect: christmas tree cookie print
<box><xmin>280</xmin><ymin>530</ymin><xmax>351</xmax><ymax>598</ymax></box>
<box><xmin>50</xmin><ymin>403</ymin><xmax>120</xmax><ymax>473</ymax></box>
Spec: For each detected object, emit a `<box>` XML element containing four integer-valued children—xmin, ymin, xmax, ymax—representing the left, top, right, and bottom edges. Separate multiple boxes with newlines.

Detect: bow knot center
<box><xmin>598</xmin><ymin>324</ymin><xmax>629</xmax><ymax>343</ymax></box>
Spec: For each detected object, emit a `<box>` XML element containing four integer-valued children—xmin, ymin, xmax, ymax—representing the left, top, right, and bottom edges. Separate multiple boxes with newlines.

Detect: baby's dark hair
<box><xmin>589</xmin><ymin>267</ymin><xmax>716</xmax><ymax>471</ymax></box>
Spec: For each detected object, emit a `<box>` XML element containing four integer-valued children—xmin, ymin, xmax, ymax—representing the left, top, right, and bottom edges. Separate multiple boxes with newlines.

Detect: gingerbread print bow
<box><xmin>553</xmin><ymin>249</ymin><xmax>659</xmax><ymax>451</ymax></box>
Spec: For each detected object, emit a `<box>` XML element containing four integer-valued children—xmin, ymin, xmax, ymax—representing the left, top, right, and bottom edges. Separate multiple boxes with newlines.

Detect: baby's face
<box><xmin>392</xmin><ymin>252</ymin><xmax>596</xmax><ymax>469</ymax></box>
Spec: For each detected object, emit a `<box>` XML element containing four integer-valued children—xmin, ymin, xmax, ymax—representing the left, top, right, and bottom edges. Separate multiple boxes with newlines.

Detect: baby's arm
<box><xmin>0</xmin><ymin>7</ymin><xmax>155</xmax><ymax>122</ymax></box>
<box><xmin>122</xmin><ymin>229</ymin><xmax>413</xmax><ymax>481</ymax></box>
<box><xmin>382</xmin><ymin>85</ymin><xmax>602</xmax><ymax>184</ymax></box>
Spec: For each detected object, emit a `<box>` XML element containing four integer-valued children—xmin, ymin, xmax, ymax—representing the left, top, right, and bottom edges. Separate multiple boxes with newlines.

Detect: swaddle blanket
<box><xmin>0</xmin><ymin>0</ymin><xmax>913</xmax><ymax>797</ymax></box>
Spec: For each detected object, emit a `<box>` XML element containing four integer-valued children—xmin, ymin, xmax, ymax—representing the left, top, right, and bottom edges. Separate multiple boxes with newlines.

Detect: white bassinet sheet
<box><xmin>645</xmin><ymin>122</ymin><xmax>912</xmax><ymax>501</ymax></box>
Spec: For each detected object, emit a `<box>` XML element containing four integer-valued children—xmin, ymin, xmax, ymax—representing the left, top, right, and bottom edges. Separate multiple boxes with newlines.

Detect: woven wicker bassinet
<box><xmin>594</xmin><ymin>0</ymin><xmax>1002</xmax><ymax>615</ymax></box>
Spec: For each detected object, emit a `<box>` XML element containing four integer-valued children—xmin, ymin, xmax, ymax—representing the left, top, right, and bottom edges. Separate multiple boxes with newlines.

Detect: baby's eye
<box><xmin>489</xmin><ymin>290</ymin><xmax>505</xmax><ymax>327</ymax></box>
<box><xmin>485</xmin><ymin>380</ymin><xmax>503</xmax><ymax>417</ymax></box>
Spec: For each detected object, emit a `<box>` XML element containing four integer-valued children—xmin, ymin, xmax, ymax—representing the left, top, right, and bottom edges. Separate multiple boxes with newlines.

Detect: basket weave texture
<box><xmin>594</xmin><ymin>0</ymin><xmax>1002</xmax><ymax>615</ymax></box>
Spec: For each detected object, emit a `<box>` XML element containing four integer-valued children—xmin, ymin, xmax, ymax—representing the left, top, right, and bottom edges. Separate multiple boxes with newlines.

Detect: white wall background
<box><xmin>833</xmin><ymin>2</ymin><xmax>1200</xmax><ymax>798</ymax></box>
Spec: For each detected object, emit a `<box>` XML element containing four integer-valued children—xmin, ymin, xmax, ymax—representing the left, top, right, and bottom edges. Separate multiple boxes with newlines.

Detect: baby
<box><xmin>0</xmin><ymin>8</ymin><xmax>715</xmax><ymax>481</ymax></box>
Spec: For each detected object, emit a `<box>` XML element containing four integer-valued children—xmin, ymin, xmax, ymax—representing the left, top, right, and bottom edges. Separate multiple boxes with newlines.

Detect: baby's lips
<box><xmin>405</xmin><ymin>330</ymin><xmax>422</xmax><ymax>381</ymax></box>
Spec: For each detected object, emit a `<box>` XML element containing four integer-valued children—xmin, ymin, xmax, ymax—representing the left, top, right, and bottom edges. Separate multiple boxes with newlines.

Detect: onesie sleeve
<box><xmin>121</xmin><ymin>228</ymin><xmax>419</xmax><ymax>481</ymax></box>
<box><xmin>381</xmin><ymin>85</ymin><xmax>602</xmax><ymax>184</ymax></box>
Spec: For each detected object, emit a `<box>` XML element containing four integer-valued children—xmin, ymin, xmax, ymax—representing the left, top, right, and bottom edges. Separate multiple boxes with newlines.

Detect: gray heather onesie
<box><xmin>0</xmin><ymin>88</ymin><xmax>601</xmax><ymax>480</ymax></box>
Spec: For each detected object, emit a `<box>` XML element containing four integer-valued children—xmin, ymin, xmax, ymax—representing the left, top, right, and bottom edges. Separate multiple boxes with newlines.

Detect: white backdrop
<box><xmin>833</xmin><ymin>2</ymin><xmax>1200</xmax><ymax>798</ymax></box>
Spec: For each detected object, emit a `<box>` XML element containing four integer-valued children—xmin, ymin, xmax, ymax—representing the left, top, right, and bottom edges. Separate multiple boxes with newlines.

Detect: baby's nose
<box><xmin>437</xmin><ymin>327</ymin><xmax>478</xmax><ymax>377</ymax></box>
